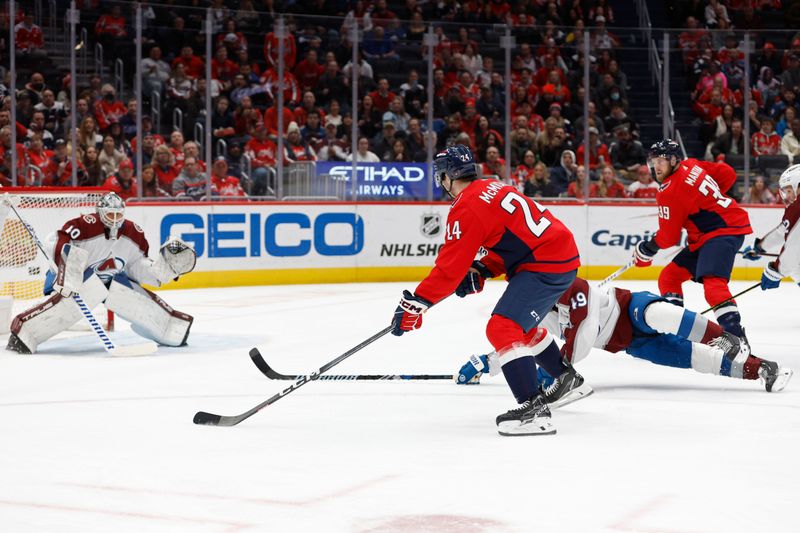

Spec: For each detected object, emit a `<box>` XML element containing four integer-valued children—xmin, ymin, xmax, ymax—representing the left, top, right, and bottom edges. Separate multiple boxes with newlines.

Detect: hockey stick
<box><xmin>738</xmin><ymin>250</ymin><xmax>779</xmax><ymax>258</ymax></box>
<box><xmin>700</xmin><ymin>282</ymin><xmax>761</xmax><ymax>315</ymax></box>
<box><xmin>2</xmin><ymin>197</ymin><xmax>156</xmax><ymax>357</ymax></box>
<box><xmin>249</xmin><ymin>348</ymin><xmax>453</xmax><ymax>381</ymax></box>
<box><xmin>193</xmin><ymin>325</ymin><xmax>394</xmax><ymax>426</ymax></box>
<box><xmin>597</xmin><ymin>259</ymin><xmax>635</xmax><ymax>288</ymax></box>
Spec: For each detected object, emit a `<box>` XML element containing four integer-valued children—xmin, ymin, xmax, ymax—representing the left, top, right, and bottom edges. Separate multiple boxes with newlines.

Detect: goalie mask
<box><xmin>97</xmin><ymin>192</ymin><xmax>125</xmax><ymax>239</ymax></box>
<box><xmin>778</xmin><ymin>164</ymin><xmax>800</xmax><ymax>205</ymax></box>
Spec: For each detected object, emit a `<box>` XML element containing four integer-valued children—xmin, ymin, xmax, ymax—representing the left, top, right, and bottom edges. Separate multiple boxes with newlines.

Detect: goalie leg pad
<box><xmin>10</xmin><ymin>274</ymin><xmax>108</xmax><ymax>353</ymax></box>
<box><xmin>104</xmin><ymin>274</ymin><xmax>193</xmax><ymax>346</ymax></box>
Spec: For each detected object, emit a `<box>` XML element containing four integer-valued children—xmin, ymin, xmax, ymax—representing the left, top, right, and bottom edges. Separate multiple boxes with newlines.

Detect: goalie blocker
<box><xmin>6</xmin><ymin>193</ymin><xmax>196</xmax><ymax>354</ymax></box>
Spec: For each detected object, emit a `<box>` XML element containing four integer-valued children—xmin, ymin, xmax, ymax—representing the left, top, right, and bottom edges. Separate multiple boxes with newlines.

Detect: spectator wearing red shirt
<box><xmin>152</xmin><ymin>145</ymin><xmax>179</xmax><ymax>192</ymax></box>
<box><xmin>94</xmin><ymin>5</ymin><xmax>129</xmax><ymax>61</ymax></box>
<box><xmin>172</xmin><ymin>47</ymin><xmax>205</xmax><ymax>79</ymax></box>
<box><xmin>103</xmin><ymin>158</ymin><xmax>138</xmax><ymax>200</ymax></box>
<box><xmin>597</xmin><ymin>165</ymin><xmax>628</xmax><ymax>198</ymax></box>
<box><xmin>169</xmin><ymin>131</ymin><xmax>186</xmax><ymax>168</ymax></box>
<box><xmin>245</xmin><ymin>122</ymin><xmax>277</xmax><ymax>195</ymax></box>
<box><xmin>26</xmin><ymin>133</ymin><xmax>51</xmax><ymax>172</ymax></box>
<box><xmin>283</xmin><ymin>122</ymin><xmax>317</xmax><ymax>162</ymax></box>
<box><xmin>567</xmin><ymin>165</ymin><xmax>599</xmax><ymax>199</ymax></box>
<box><xmin>211</xmin><ymin>47</ymin><xmax>239</xmax><ymax>84</ymax></box>
<box><xmin>293</xmin><ymin>91</ymin><xmax>326</xmax><ymax>128</ymax></box>
<box><xmin>541</xmin><ymin>70</ymin><xmax>571</xmax><ymax>104</ymax></box>
<box><xmin>576</xmin><ymin>127</ymin><xmax>610</xmax><ymax>170</ymax></box>
<box><xmin>480</xmin><ymin>146</ymin><xmax>507</xmax><ymax>182</ymax></box>
<box><xmin>95</xmin><ymin>5</ymin><xmax>126</xmax><ymax>38</ymax></box>
<box><xmin>294</xmin><ymin>49</ymin><xmax>325</xmax><ymax>92</ymax></box>
<box><xmin>751</xmin><ymin>117</ymin><xmax>782</xmax><ymax>156</ymax></box>
<box><xmin>627</xmin><ymin>165</ymin><xmax>660</xmax><ymax>199</ymax></box>
<box><xmin>0</xmin><ymin>125</ymin><xmax>27</xmax><ymax>186</ymax></box>
<box><xmin>93</xmin><ymin>85</ymin><xmax>127</xmax><ymax>132</ymax></box>
<box><xmin>261</xmin><ymin>68</ymin><xmax>301</xmax><ymax>106</ymax></box>
<box><xmin>211</xmin><ymin>158</ymin><xmax>247</xmax><ymax>197</ymax></box>
<box><xmin>14</xmin><ymin>14</ymin><xmax>44</xmax><ymax>57</ymax></box>
<box><xmin>263</xmin><ymin>28</ymin><xmax>296</xmax><ymax>70</ymax></box>
<box><xmin>487</xmin><ymin>0</ymin><xmax>511</xmax><ymax>22</ymax></box>
<box><xmin>371</xmin><ymin>0</ymin><xmax>398</xmax><ymax>28</ymax></box>
<box><xmin>264</xmin><ymin>105</ymin><xmax>297</xmax><ymax>136</ymax></box>
<box><xmin>368</xmin><ymin>78</ymin><xmax>397</xmax><ymax>114</ymax></box>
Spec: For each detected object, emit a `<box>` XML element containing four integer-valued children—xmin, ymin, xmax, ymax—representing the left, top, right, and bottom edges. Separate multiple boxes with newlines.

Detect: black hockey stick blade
<box><xmin>193</xmin><ymin>325</ymin><xmax>394</xmax><ymax>427</ymax></box>
<box><xmin>249</xmin><ymin>348</ymin><xmax>453</xmax><ymax>381</ymax></box>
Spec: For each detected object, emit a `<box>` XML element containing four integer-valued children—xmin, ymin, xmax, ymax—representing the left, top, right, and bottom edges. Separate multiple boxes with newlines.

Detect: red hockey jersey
<box><xmin>654</xmin><ymin>158</ymin><xmax>751</xmax><ymax>251</ymax></box>
<box><xmin>415</xmin><ymin>179</ymin><xmax>580</xmax><ymax>305</ymax></box>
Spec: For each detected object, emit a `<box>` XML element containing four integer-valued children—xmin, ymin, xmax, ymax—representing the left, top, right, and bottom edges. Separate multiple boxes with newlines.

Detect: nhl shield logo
<box><xmin>420</xmin><ymin>213</ymin><xmax>442</xmax><ymax>238</ymax></box>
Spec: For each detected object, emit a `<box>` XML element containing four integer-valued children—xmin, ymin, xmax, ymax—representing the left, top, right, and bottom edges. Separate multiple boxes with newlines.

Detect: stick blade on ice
<box><xmin>109</xmin><ymin>342</ymin><xmax>159</xmax><ymax>357</ymax></box>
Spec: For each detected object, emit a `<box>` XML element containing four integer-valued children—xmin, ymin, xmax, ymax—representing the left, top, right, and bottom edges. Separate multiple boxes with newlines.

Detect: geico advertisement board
<box><xmin>124</xmin><ymin>203</ymin><xmax>786</xmax><ymax>287</ymax></box>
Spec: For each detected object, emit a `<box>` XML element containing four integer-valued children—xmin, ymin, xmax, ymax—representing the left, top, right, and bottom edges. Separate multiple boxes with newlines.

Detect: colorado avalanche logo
<box><xmin>90</xmin><ymin>256</ymin><xmax>126</xmax><ymax>283</ymax></box>
<box><xmin>420</xmin><ymin>213</ymin><xmax>442</xmax><ymax>238</ymax></box>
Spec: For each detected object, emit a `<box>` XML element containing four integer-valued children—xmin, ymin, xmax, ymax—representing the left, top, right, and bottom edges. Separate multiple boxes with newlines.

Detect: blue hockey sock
<box><xmin>534</xmin><ymin>339</ymin><xmax>566</xmax><ymax>377</ymax></box>
<box><xmin>499</xmin><ymin>348</ymin><xmax>539</xmax><ymax>404</ymax></box>
<box><xmin>716</xmin><ymin>309</ymin><xmax>744</xmax><ymax>338</ymax></box>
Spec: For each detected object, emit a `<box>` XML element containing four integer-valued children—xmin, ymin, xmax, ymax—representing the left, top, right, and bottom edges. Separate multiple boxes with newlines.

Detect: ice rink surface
<box><xmin>1</xmin><ymin>279</ymin><xmax>798</xmax><ymax>533</ymax></box>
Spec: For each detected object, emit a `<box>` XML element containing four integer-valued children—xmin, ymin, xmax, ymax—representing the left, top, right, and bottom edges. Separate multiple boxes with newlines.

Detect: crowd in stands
<box><xmin>677</xmin><ymin>0</ymin><xmax>793</xmax><ymax>203</ymax></box>
<box><xmin>0</xmin><ymin>0</ymin><xmax>755</xmax><ymax>202</ymax></box>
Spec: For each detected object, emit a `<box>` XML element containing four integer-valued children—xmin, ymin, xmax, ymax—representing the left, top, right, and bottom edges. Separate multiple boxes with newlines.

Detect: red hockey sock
<box><xmin>702</xmin><ymin>276</ymin><xmax>734</xmax><ymax>308</ymax></box>
<box><xmin>743</xmin><ymin>356</ymin><xmax>763</xmax><ymax>380</ymax></box>
<box><xmin>658</xmin><ymin>262</ymin><xmax>692</xmax><ymax>296</ymax></box>
<box><xmin>700</xmin><ymin>321</ymin><xmax>724</xmax><ymax>344</ymax></box>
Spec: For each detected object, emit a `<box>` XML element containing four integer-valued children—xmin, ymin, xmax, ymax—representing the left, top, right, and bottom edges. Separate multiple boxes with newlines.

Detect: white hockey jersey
<box><xmin>49</xmin><ymin>213</ymin><xmax>162</xmax><ymax>286</ymax></box>
<box><xmin>758</xmin><ymin>199</ymin><xmax>800</xmax><ymax>279</ymax></box>
<box><xmin>541</xmin><ymin>277</ymin><xmax>635</xmax><ymax>363</ymax></box>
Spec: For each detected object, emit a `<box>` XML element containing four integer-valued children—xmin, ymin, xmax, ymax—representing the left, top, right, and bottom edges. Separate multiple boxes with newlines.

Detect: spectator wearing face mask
<box><xmin>94</xmin><ymin>85</ymin><xmax>127</xmax><ymax>131</ymax></box>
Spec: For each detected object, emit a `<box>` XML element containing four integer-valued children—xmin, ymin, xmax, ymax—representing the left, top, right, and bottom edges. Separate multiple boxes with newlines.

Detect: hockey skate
<box><xmin>758</xmin><ymin>361</ymin><xmax>794</xmax><ymax>393</ymax></box>
<box><xmin>6</xmin><ymin>333</ymin><xmax>31</xmax><ymax>354</ymax></box>
<box><xmin>542</xmin><ymin>361</ymin><xmax>594</xmax><ymax>409</ymax></box>
<box><xmin>709</xmin><ymin>331</ymin><xmax>748</xmax><ymax>361</ymax></box>
<box><xmin>496</xmin><ymin>395</ymin><xmax>556</xmax><ymax>436</ymax></box>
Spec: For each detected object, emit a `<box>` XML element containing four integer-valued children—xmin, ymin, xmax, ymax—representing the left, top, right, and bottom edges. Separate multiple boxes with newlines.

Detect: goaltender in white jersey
<box><xmin>6</xmin><ymin>192</ymin><xmax>196</xmax><ymax>354</ymax></box>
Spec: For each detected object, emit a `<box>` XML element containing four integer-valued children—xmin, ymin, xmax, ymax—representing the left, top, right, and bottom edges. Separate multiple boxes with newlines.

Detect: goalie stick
<box><xmin>249</xmin><ymin>348</ymin><xmax>453</xmax><ymax>381</ymax></box>
<box><xmin>193</xmin><ymin>325</ymin><xmax>394</xmax><ymax>427</ymax></box>
<box><xmin>1</xmin><ymin>195</ymin><xmax>157</xmax><ymax>357</ymax></box>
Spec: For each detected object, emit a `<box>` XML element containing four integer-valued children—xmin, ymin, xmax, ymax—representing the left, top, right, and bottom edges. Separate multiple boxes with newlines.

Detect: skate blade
<box><xmin>497</xmin><ymin>419</ymin><xmax>557</xmax><ymax>437</ymax></box>
<box><xmin>549</xmin><ymin>383</ymin><xmax>594</xmax><ymax>410</ymax></box>
<box><xmin>768</xmin><ymin>367</ymin><xmax>794</xmax><ymax>393</ymax></box>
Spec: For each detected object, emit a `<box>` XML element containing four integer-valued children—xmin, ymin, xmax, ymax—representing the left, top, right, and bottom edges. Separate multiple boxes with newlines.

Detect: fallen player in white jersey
<box><xmin>455</xmin><ymin>277</ymin><xmax>793</xmax><ymax>408</ymax></box>
<box><xmin>6</xmin><ymin>192</ymin><xmax>196</xmax><ymax>354</ymax></box>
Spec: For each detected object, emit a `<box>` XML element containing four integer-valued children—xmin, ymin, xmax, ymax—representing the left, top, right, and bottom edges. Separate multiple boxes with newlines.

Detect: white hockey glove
<box><xmin>54</xmin><ymin>245</ymin><xmax>89</xmax><ymax>298</ymax></box>
<box><xmin>153</xmin><ymin>237</ymin><xmax>197</xmax><ymax>284</ymax></box>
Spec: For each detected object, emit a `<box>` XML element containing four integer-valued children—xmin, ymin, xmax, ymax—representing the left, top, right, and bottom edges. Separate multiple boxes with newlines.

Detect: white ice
<box><xmin>1</xmin><ymin>280</ymin><xmax>798</xmax><ymax>533</ymax></box>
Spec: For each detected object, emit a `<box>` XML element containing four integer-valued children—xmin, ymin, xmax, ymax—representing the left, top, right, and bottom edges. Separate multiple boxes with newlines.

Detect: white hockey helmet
<box><xmin>778</xmin><ymin>163</ymin><xmax>800</xmax><ymax>205</ymax></box>
<box><xmin>96</xmin><ymin>192</ymin><xmax>125</xmax><ymax>238</ymax></box>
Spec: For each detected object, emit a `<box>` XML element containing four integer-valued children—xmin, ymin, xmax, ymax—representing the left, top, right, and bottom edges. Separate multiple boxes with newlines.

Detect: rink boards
<box><xmin>125</xmin><ymin>201</ymin><xmax>786</xmax><ymax>289</ymax></box>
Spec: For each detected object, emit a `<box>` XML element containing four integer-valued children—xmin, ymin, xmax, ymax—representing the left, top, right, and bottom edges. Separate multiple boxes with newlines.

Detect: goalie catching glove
<box><xmin>153</xmin><ymin>236</ymin><xmax>196</xmax><ymax>284</ymax></box>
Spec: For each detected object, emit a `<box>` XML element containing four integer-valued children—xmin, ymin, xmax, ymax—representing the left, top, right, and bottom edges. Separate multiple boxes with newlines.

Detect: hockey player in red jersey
<box><xmin>456</xmin><ymin>277</ymin><xmax>793</xmax><ymax>400</ymax></box>
<box><xmin>389</xmin><ymin>144</ymin><xmax>581</xmax><ymax>436</ymax></box>
<box><xmin>5</xmin><ymin>193</ymin><xmax>196</xmax><ymax>354</ymax></box>
<box><xmin>632</xmin><ymin>139</ymin><xmax>752</xmax><ymax>341</ymax></box>
<box><xmin>742</xmin><ymin>164</ymin><xmax>800</xmax><ymax>290</ymax></box>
